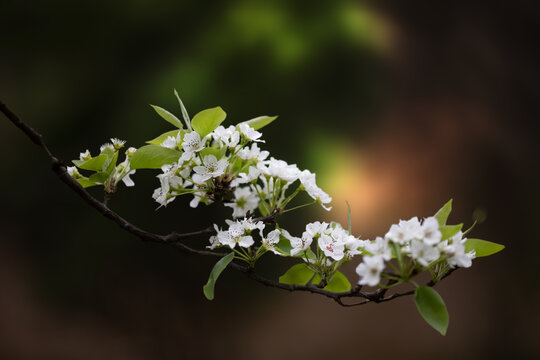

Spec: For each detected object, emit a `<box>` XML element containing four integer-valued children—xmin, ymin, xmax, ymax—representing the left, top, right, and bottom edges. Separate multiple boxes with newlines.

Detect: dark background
<box><xmin>1</xmin><ymin>1</ymin><xmax>538</xmax><ymax>359</ymax></box>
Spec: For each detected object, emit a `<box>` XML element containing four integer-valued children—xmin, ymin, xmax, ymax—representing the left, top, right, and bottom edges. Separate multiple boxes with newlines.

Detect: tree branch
<box><xmin>1</xmin><ymin>100</ymin><xmax>456</xmax><ymax>306</ymax></box>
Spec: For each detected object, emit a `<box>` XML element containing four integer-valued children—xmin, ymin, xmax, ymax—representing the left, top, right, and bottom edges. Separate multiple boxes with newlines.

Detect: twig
<box><xmin>1</xmin><ymin>101</ymin><xmax>456</xmax><ymax>306</ymax></box>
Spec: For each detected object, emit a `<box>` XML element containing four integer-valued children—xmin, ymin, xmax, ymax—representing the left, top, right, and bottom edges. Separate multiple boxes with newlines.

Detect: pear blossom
<box><xmin>79</xmin><ymin>150</ymin><xmax>91</xmax><ymax>161</ymax></box>
<box><xmin>125</xmin><ymin>147</ymin><xmax>137</xmax><ymax>157</ymax></box>
<box><xmin>239</xmin><ymin>123</ymin><xmax>264</xmax><ymax>142</ymax></box>
<box><xmin>304</xmin><ymin>221</ymin><xmax>329</xmax><ymax>238</ymax></box>
<box><xmin>193</xmin><ymin>155</ymin><xmax>228</xmax><ymax>182</ymax></box>
<box><xmin>356</xmin><ymin>256</ymin><xmax>385</xmax><ymax>286</ymax></box>
<box><xmin>238</xmin><ymin>143</ymin><xmax>269</xmax><ymax>161</ymax></box>
<box><xmin>410</xmin><ymin>240</ymin><xmax>440</xmax><ymax>267</ymax></box>
<box><xmin>67</xmin><ymin>166</ymin><xmax>80</xmax><ymax>178</ymax></box>
<box><xmin>212</xmin><ymin>125</ymin><xmax>240</xmax><ymax>148</ymax></box>
<box><xmin>100</xmin><ymin>143</ymin><xmax>115</xmax><ymax>153</ymax></box>
<box><xmin>261</xmin><ymin>229</ymin><xmax>283</xmax><ymax>255</ymax></box>
<box><xmin>111</xmin><ymin>138</ymin><xmax>126</xmax><ymax>149</ymax></box>
<box><xmin>283</xmin><ymin>230</ymin><xmax>312</xmax><ymax>256</ymax></box>
<box><xmin>318</xmin><ymin>233</ymin><xmax>345</xmax><ymax>261</ymax></box>
<box><xmin>162</xmin><ymin>135</ymin><xmax>180</xmax><ymax>149</ymax></box>
<box><xmin>421</xmin><ymin>217</ymin><xmax>442</xmax><ymax>245</ymax></box>
<box><xmin>231</xmin><ymin>166</ymin><xmax>260</xmax><ymax>187</ymax></box>
<box><xmin>180</xmin><ymin>131</ymin><xmax>205</xmax><ymax>161</ymax></box>
<box><xmin>385</xmin><ymin>217</ymin><xmax>423</xmax><ymax>244</ymax></box>
<box><xmin>258</xmin><ymin>158</ymin><xmax>300</xmax><ymax>183</ymax></box>
<box><xmin>444</xmin><ymin>231</ymin><xmax>475</xmax><ymax>268</ymax></box>
<box><xmin>225</xmin><ymin>187</ymin><xmax>259</xmax><ymax>218</ymax></box>
<box><xmin>299</xmin><ymin>170</ymin><xmax>332</xmax><ymax>211</ymax></box>
<box><xmin>343</xmin><ymin>236</ymin><xmax>365</xmax><ymax>258</ymax></box>
<box><xmin>216</xmin><ymin>222</ymin><xmax>254</xmax><ymax>248</ymax></box>
<box><xmin>365</xmin><ymin>236</ymin><xmax>392</xmax><ymax>261</ymax></box>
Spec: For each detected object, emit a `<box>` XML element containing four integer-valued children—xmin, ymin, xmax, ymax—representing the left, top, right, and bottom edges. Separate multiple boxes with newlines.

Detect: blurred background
<box><xmin>1</xmin><ymin>0</ymin><xmax>538</xmax><ymax>359</ymax></box>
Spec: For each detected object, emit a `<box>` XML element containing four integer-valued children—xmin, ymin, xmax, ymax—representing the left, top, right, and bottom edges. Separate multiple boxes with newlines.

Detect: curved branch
<box><xmin>1</xmin><ymin>101</ymin><xmax>455</xmax><ymax>306</ymax></box>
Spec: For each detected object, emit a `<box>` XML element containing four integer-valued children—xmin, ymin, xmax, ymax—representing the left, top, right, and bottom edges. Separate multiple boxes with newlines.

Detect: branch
<box><xmin>1</xmin><ymin>101</ymin><xmax>456</xmax><ymax>306</ymax></box>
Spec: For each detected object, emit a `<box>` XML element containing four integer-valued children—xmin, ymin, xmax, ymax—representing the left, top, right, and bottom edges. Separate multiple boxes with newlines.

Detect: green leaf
<box><xmin>276</xmin><ymin>234</ymin><xmax>293</xmax><ymax>255</ymax></box>
<box><xmin>434</xmin><ymin>199</ymin><xmax>453</xmax><ymax>226</ymax></box>
<box><xmin>200</xmin><ymin>146</ymin><xmax>227</xmax><ymax>159</ymax></box>
<box><xmin>76</xmin><ymin>177</ymin><xmax>99</xmax><ymax>188</ymax></box>
<box><xmin>240</xmin><ymin>115</ymin><xmax>278</xmax><ymax>131</ymax></box>
<box><xmin>89</xmin><ymin>172</ymin><xmax>109</xmax><ymax>184</ymax></box>
<box><xmin>174</xmin><ymin>89</ymin><xmax>191</xmax><ymax>130</ymax></box>
<box><xmin>103</xmin><ymin>150</ymin><xmax>119</xmax><ymax>174</ymax></box>
<box><xmin>323</xmin><ymin>271</ymin><xmax>351</xmax><ymax>292</ymax></box>
<box><xmin>279</xmin><ymin>264</ymin><xmax>315</xmax><ymax>285</ymax></box>
<box><xmin>191</xmin><ymin>107</ymin><xmax>227</xmax><ymax>138</ymax></box>
<box><xmin>440</xmin><ymin>224</ymin><xmax>463</xmax><ymax>240</ymax></box>
<box><xmin>130</xmin><ymin>145</ymin><xmax>181</xmax><ymax>170</ymax></box>
<box><xmin>150</xmin><ymin>105</ymin><xmax>183</xmax><ymax>128</ymax></box>
<box><xmin>146</xmin><ymin>130</ymin><xmax>182</xmax><ymax>146</ymax></box>
<box><xmin>72</xmin><ymin>154</ymin><xmax>108</xmax><ymax>172</ymax></box>
<box><xmin>464</xmin><ymin>239</ymin><xmax>505</xmax><ymax>257</ymax></box>
<box><xmin>415</xmin><ymin>286</ymin><xmax>449</xmax><ymax>335</ymax></box>
<box><xmin>203</xmin><ymin>252</ymin><xmax>235</xmax><ymax>300</ymax></box>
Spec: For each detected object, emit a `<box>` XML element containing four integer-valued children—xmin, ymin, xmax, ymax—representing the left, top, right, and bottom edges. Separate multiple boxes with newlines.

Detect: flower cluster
<box><xmin>355</xmin><ymin>216</ymin><xmax>476</xmax><ymax>287</ymax></box>
<box><xmin>151</xmin><ymin>121</ymin><xmax>332</xmax><ymax>217</ymax></box>
<box><xmin>67</xmin><ymin>138</ymin><xmax>136</xmax><ymax>193</ymax></box>
<box><xmin>63</xmin><ymin>92</ymin><xmax>502</xmax><ymax>335</ymax></box>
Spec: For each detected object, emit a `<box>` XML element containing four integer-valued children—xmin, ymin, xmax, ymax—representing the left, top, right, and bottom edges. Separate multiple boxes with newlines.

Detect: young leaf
<box><xmin>76</xmin><ymin>177</ymin><xmax>99</xmax><ymax>188</ymax></box>
<box><xmin>439</xmin><ymin>223</ymin><xmax>463</xmax><ymax>240</ymax></box>
<box><xmin>191</xmin><ymin>107</ymin><xmax>226</xmax><ymax>138</ymax></box>
<box><xmin>240</xmin><ymin>115</ymin><xmax>278</xmax><ymax>131</ymax></box>
<box><xmin>434</xmin><ymin>199</ymin><xmax>453</xmax><ymax>226</ymax></box>
<box><xmin>130</xmin><ymin>145</ymin><xmax>181</xmax><ymax>170</ymax></box>
<box><xmin>146</xmin><ymin>130</ymin><xmax>182</xmax><ymax>146</ymax></box>
<box><xmin>415</xmin><ymin>286</ymin><xmax>449</xmax><ymax>335</ymax></box>
<box><xmin>89</xmin><ymin>172</ymin><xmax>109</xmax><ymax>184</ymax></box>
<box><xmin>323</xmin><ymin>271</ymin><xmax>351</xmax><ymax>292</ymax></box>
<box><xmin>279</xmin><ymin>264</ymin><xmax>316</xmax><ymax>285</ymax></box>
<box><xmin>203</xmin><ymin>252</ymin><xmax>235</xmax><ymax>300</ymax></box>
<box><xmin>200</xmin><ymin>146</ymin><xmax>227</xmax><ymax>159</ymax></box>
<box><xmin>72</xmin><ymin>154</ymin><xmax>108</xmax><ymax>172</ymax></box>
<box><xmin>464</xmin><ymin>239</ymin><xmax>505</xmax><ymax>257</ymax></box>
<box><xmin>150</xmin><ymin>105</ymin><xmax>183</xmax><ymax>129</ymax></box>
<box><xmin>174</xmin><ymin>89</ymin><xmax>191</xmax><ymax>130</ymax></box>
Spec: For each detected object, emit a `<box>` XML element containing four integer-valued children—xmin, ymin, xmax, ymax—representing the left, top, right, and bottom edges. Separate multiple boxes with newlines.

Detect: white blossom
<box><xmin>410</xmin><ymin>240</ymin><xmax>440</xmax><ymax>267</ymax></box>
<box><xmin>365</xmin><ymin>236</ymin><xmax>392</xmax><ymax>261</ymax></box>
<box><xmin>111</xmin><ymin>138</ymin><xmax>126</xmax><ymax>149</ymax></box>
<box><xmin>162</xmin><ymin>135</ymin><xmax>179</xmax><ymax>149</ymax></box>
<box><xmin>67</xmin><ymin>166</ymin><xmax>80</xmax><ymax>178</ymax></box>
<box><xmin>356</xmin><ymin>256</ymin><xmax>385</xmax><ymax>286</ymax></box>
<box><xmin>444</xmin><ymin>231</ymin><xmax>475</xmax><ymax>268</ymax></box>
<box><xmin>79</xmin><ymin>150</ymin><xmax>91</xmax><ymax>161</ymax></box>
<box><xmin>239</xmin><ymin>123</ymin><xmax>264</xmax><ymax>142</ymax></box>
<box><xmin>304</xmin><ymin>221</ymin><xmax>329</xmax><ymax>238</ymax></box>
<box><xmin>225</xmin><ymin>186</ymin><xmax>259</xmax><ymax>218</ymax></box>
<box><xmin>318</xmin><ymin>233</ymin><xmax>345</xmax><ymax>261</ymax></box>
<box><xmin>238</xmin><ymin>143</ymin><xmax>269</xmax><ymax>161</ymax></box>
<box><xmin>385</xmin><ymin>217</ymin><xmax>423</xmax><ymax>244</ymax></box>
<box><xmin>125</xmin><ymin>147</ymin><xmax>137</xmax><ymax>157</ymax></box>
<box><xmin>193</xmin><ymin>155</ymin><xmax>228</xmax><ymax>182</ymax></box>
<box><xmin>283</xmin><ymin>229</ymin><xmax>312</xmax><ymax>256</ymax></box>
<box><xmin>262</xmin><ymin>229</ymin><xmax>282</xmax><ymax>255</ymax></box>
<box><xmin>299</xmin><ymin>170</ymin><xmax>332</xmax><ymax>211</ymax></box>
<box><xmin>212</xmin><ymin>125</ymin><xmax>240</xmax><ymax>148</ymax></box>
<box><xmin>231</xmin><ymin>166</ymin><xmax>260</xmax><ymax>187</ymax></box>
<box><xmin>180</xmin><ymin>131</ymin><xmax>205</xmax><ymax>161</ymax></box>
<box><xmin>258</xmin><ymin>158</ymin><xmax>300</xmax><ymax>183</ymax></box>
<box><xmin>100</xmin><ymin>143</ymin><xmax>115</xmax><ymax>153</ymax></box>
<box><xmin>421</xmin><ymin>217</ymin><xmax>442</xmax><ymax>245</ymax></box>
